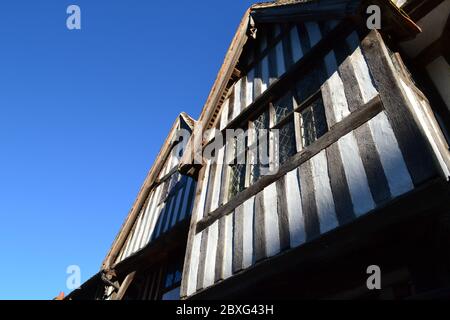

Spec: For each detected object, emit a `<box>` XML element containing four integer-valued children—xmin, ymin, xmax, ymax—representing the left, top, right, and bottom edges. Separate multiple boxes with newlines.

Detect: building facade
<box><xmin>67</xmin><ymin>0</ymin><xmax>450</xmax><ymax>300</ymax></box>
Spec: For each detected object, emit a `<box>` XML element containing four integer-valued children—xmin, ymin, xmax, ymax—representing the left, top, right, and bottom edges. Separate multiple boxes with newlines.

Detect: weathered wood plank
<box><xmin>323</xmin><ymin>50</ymin><xmax>350</xmax><ymax>123</ymax></box>
<box><xmin>185</xmin><ymin>232</ymin><xmax>202</xmax><ymax>296</ymax></box>
<box><xmin>253</xmin><ymin>192</ymin><xmax>266</xmax><ymax>262</ymax></box>
<box><xmin>240</xmin><ymin>74</ymin><xmax>247</xmax><ymax>110</ymax></box>
<box><xmin>211</xmin><ymin>146</ymin><xmax>225</xmax><ymax>212</ymax></box>
<box><xmin>232</xmin><ymin>80</ymin><xmax>242</xmax><ymax>120</ymax></box>
<box><xmin>218</xmin><ymin>162</ymin><xmax>230</xmax><ymax>207</ymax></box>
<box><xmin>354</xmin><ymin>124</ymin><xmax>392</xmax><ymax>205</ymax></box>
<box><xmin>217</xmin><ymin>104</ymin><xmax>231</xmax><ymax>207</ymax></box>
<box><xmin>242</xmin><ymin>196</ymin><xmax>255</xmax><ymax>268</ymax></box>
<box><xmin>369</xmin><ymin>112</ymin><xmax>414</xmax><ymax>197</ymax></box>
<box><xmin>338</xmin><ymin>131</ymin><xmax>375</xmax><ymax>217</ymax></box>
<box><xmin>325</xmin><ymin>143</ymin><xmax>356</xmax><ymax>225</ymax></box>
<box><xmin>263</xmin><ymin>183</ymin><xmax>281</xmax><ymax>258</ymax></box>
<box><xmin>361</xmin><ymin>30</ymin><xmax>440</xmax><ymax>186</ymax></box>
<box><xmin>246</xmin><ymin>70</ymin><xmax>254</xmax><ymax>108</ymax></box>
<box><xmin>345</xmin><ymin>32</ymin><xmax>378</xmax><ymax>103</ymax></box>
<box><xmin>299</xmin><ymin>161</ymin><xmax>320</xmax><ymax>241</ymax></box>
<box><xmin>223</xmin><ymin>213</ymin><xmax>233</xmax><ymax>279</ymax></box>
<box><xmin>220</xmin><ymin>100</ymin><xmax>230</xmax><ymax>131</ymax></box>
<box><xmin>293</xmin><ymin>111</ymin><xmax>303</xmax><ymax>153</ymax></box>
<box><xmin>310</xmin><ymin>150</ymin><xmax>339</xmax><ymax>233</ymax></box>
<box><xmin>203</xmin><ymin>221</ymin><xmax>219</xmax><ymax>289</ymax></box>
<box><xmin>214</xmin><ymin>216</ymin><xmax>226</xmax><ymax>283</ymax></box>
<box><xmin>196</xmin><ymin>229</ymin><xmax>209</xmax><ymax>291</ymax></box>
<box><xmin>285</xmin><ymin>168</ymin><xmax>306</xmax><ymax>247</ymax></box>
<box><xmin>275</xmin><ymin>177</ymin><xmax>291</xmax><ymax>251</ymax></box>
<box><xmin>232</xmin><ymin>205</ymin><xmax>244</xmax><ymax>273</ymax></box>
<box><xmin>227</xmin><ymin>91</ymin><xmax>235</xmax><ymax>127</ymax></box>
<box><xmin>320</xmin><ymin>81</ymin><xmax>338</xmax><ymax>127</ymax></box>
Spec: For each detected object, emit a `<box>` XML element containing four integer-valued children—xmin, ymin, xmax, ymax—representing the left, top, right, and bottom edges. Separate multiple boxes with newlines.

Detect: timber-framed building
<box><xmin>67</xmin><ymin>0</ymin><xmax>450</xmax><ymax>300</ymax></box>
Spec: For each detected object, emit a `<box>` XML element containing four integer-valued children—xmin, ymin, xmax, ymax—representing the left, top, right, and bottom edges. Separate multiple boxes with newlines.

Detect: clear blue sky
<box><xmin>0</xmin><ymin>0</ymin><xmax>255</xmax><ymax>300</ymax></box>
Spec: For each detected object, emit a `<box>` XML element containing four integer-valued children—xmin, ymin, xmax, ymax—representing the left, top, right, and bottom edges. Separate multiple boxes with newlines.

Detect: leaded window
<box><xmin>273</xmin><ymin>91</ymin><xmax>294</xmax><ymax>124</ymax></box>
<box><xmin>229</xmin><ymin>163</ymin><xmax>246</xmax><ymax>198</ymax></box>
<box><xmin>295</xmin><ymin>63</ymin><xmax>328</xmax><ymax>148</ymax></box>
<box><xmin>223</xmin><ymin>47</ymin><xmax>330</xmax><ymax>201</ymax></box>
<box><xmin>250</xmin><ymin>111</ymin><xmax>270</xmax><ymax>184</ymax></box>
<box><xmin>300</xmin><ymin>95</ymin><xmax>327</xmax><ymax>147</ymax></box>
<box><xmin>228</xmin><ymin>134</ymin><xmax>247</xmax><ymax>199</ymax></box>
<box><xmin>278</xmin><ymin>119</ymin><xmax>296</xmax><ymax>165</ymax></box>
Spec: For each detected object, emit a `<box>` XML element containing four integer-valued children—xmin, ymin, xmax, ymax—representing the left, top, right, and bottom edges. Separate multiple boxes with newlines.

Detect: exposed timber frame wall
<box><xmin>102</xmin><ymin>114</ymin><xmax>195</xmax><ymax>271</ymax></box>
<box><xmin>180</xmin><ymin>18</ymin><xmax>449</xmax><ymax>298</ymax></box>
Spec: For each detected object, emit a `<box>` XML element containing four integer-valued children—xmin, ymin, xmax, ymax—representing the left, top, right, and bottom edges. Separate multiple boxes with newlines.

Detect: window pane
<box><xmin>251</xmin><ymin>111</ymin><xmax>270</xmax><ymax>184</ymax></box>
<box><xmin>253</xmin><ymin>111</ymin><xmax>269</xmax><ymax>132</ymax></box>
<box><xmin>229</xmin><ymin>163</ymin><xmax>246</xmax><ymax>198</ymax></box>
<box><xmin>312</xmin><ymin>97</ymin><xmax>327</xmax><ymax>138</ymax></box>
<box><xmin>301</xmin><ymin>106</ymin><xmax>316</xmax><ymax>147</ymax></box>
<box><xmin>273</xmin><ymin>91</ymin><xmax>294</xmax><ymax>124</ymax></box>
<box><xmin>278</xmin><ymin>119</ymin><xmax>296</xmax><ymax>165</ymax></box>
<box><xmin>301</xmin><ymin>96</ymin><xmax>328</xmax><ymax>147</ymax></box>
